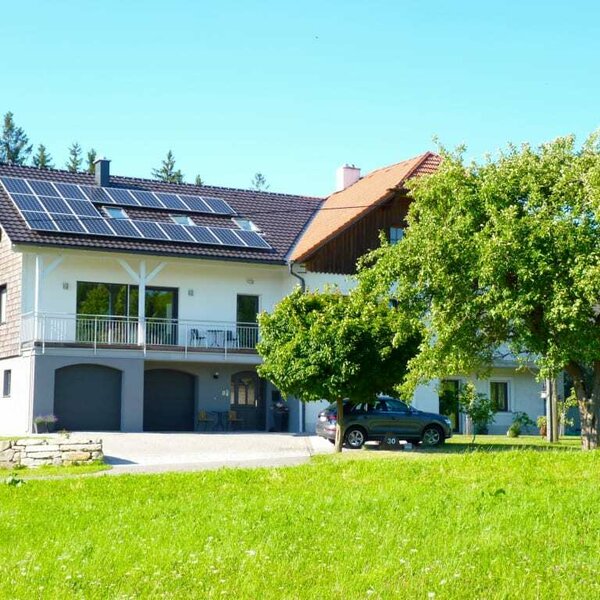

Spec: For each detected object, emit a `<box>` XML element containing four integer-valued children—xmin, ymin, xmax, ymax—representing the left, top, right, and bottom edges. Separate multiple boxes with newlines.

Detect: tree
<box><xmin>87</xmin><ymin>148</ymin><xmax>97</xmax><ymax>174</ymax></box>
<box><xmin>195</xmin><ymin>174</ymin><xmax>204</xmax><ymax>186</ymax></box>
<box><xmin>0</xmin><ymin>112</ymin><xmax>32</xmax><ymax>164</ymax></box>
<box><xmin>66</xmin><ymin>143</ymin><xmax>83</xmax><ymax>172</ymax></box>
<box><xmin>251</xmin><ymin>172</ymin><xmax>269</xmax><ymax>191</ymax></box>
<box><xmin>458</xmin><ymin>383</ymin><xmax>495</xmax><ymax>443</ymax></box>
<box><xmin>152</xmin><ymin>150</ymin><xmax>184</xmax><ymax>183</ymax></box>
<box><xmin>358</xmin><ymin>134</ymin><xmax>600</xmax><ymax>450</ymax></box>
<box><xmin>32</xmin><ymin>144</ymin><xmax>54</xmax><ymax>169</ymax></box>
<box><xmin>257</xmin><ymin>287</ymin><xmax>419</xmax><ymax>452</ymax></box>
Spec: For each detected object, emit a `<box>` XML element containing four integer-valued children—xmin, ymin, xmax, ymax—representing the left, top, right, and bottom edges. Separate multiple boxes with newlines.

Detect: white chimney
<box><xmin>336</xmin><ymin>164</ymin><xmax>360</xmax><ymax>191</ymax></box>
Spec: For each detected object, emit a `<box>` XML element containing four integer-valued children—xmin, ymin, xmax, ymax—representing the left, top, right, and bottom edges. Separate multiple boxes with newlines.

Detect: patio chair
<box><xmin>227</xmin><ymin>410</ymin><xmax>243</xmax><ymax>431</ymax></box>
<box><xmin>226</xmin><ymin>330</ymin><xmax>238</xmax><ymax>348</ymax></box>
<box><xmin>189</xmin><ymin>328</ymin><xmax>205</xmax><ymax>347</ymax></box>
<box><xmin>197</xmin><ymin>410</ymin><xmax>215</xmax><ymax>431</ymax></box>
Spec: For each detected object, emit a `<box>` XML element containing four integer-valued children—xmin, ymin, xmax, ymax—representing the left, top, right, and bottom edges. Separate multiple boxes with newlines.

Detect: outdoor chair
<box><xmin>197</xmin><ymin>410</ymin><xmax>215</xmax><ymax>431</ymax></box>
<box><xmin>226</xmin><ymin>330</ymin><xmax>238</xmax><ymax>347</ymax></box>
<box><xmin>227</xmin><ymin>410</ymin><xmax>243</xmax><ymax>431</ymax></box>
<box><xmin>189</xmin><ymin>328</ymin><xmax>205</xmax><ymax>347</ymax></box>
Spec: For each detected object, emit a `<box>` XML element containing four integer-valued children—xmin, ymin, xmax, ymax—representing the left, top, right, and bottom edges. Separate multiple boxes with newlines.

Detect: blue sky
<box><xmin>1</xmin><ymin>0</ymin><xmax>598</xmax><ymax>197</ymax></box>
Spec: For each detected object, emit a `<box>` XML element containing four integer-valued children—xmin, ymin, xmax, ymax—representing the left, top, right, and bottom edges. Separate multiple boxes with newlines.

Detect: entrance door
<box><xmin>145</xmin><ymin>287</ymin><xmax>179</xmax><ymax>345</ymax></box>
<box><xmin>236</xmin><ymin>295</ymin><xmax>259</xmax><ymax>348</ymax></box>
<box><xmin>439</xmin><ymin>380</ymin><xmax>460</xmax><ymax>432</ymax></box>
<box><xmin>143</xmin><ymin>369</ymin><xmax>195</xmax><ymax>431</ymax></box>
<box><xmin>230</xmin><ymin>370</ymin><xmax>265</xmax><ymax>430</ymax></box>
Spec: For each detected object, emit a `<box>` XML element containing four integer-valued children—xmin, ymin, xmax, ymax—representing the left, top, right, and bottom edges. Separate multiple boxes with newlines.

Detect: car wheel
<box><xmin>344</xmin><ymin>427</ymin><xmax>367</xmax><ymax>449</ymax></box>
<box><xmin>421</xmin><ymin>425</ymin><xmax>444</xmax><ymax>447</ymax></box>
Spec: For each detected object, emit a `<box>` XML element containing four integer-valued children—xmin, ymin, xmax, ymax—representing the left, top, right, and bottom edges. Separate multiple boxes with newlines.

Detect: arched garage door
<box><xmin>144</xmin><ymin>369</ymin><xmax>195</xmax><ymax>431</ymax></box>
<box><xmin>54</xmin><ymin>364</ymin><xmax>122</xmax><ymax>431</ymax></box>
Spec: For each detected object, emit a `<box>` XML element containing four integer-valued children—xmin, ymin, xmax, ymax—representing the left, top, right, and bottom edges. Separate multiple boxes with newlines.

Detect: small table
<box><xmin>206</xmin><ymin>329</ymin><xmax>225</xmax><ymax>348</ymax></box>
<box><xmin>211</xmin><ymin>411</ymin><xmax>228</xmax><ymax>431</ymax></box>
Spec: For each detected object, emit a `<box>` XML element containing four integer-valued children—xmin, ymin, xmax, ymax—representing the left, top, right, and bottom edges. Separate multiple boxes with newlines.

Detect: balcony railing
<box><xmin>21</xmin><ymin>312</ymin><xmax>260</xmax><ymax>356</ymax></box>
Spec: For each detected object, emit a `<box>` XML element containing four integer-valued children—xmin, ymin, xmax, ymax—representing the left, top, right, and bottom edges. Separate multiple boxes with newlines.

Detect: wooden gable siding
<box><xmin>303</xmin><ymin>193</ymin><xmax>411</xmax><ymax>275</ymax></box>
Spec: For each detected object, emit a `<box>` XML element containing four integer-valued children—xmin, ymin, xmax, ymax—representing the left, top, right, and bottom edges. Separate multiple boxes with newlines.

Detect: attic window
<box><xmin>389</xmin><ymin>227</ymin><xmax>404</xmax><ymax>244</ymax></box>
<box><xmin>104</xmin><ymin>207</ymin><xmax>129</xmax><ymax>219</ymax></box>
<box><xmin>233</xmin><ymin>218</ymin><xmax>259</xmax><ymax>232</ymax></box>
<box><xmin>171</xmin><ymin>215</ymin><xmax>194</xmax><ymax>226</ymax></box>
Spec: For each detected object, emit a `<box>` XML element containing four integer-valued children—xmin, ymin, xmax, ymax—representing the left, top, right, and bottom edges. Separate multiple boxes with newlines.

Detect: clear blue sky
<box><xmin>1</xmin><ymin>0</ymin><xmax>599</xmax><ymax>197</ymax></box>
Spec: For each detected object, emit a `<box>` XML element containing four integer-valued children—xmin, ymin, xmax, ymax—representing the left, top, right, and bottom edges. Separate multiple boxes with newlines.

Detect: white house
<box><xmin>0</xmin><ymin>154</ymin><xmax>545</xmax><ymax>436</ymax></box>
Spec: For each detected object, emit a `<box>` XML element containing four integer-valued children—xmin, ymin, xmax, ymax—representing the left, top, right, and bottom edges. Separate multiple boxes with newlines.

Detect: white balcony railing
<box><xmin>21</xmin><ymin>312</ymin><xmax>260</xmax><ymax>356</ymax></box>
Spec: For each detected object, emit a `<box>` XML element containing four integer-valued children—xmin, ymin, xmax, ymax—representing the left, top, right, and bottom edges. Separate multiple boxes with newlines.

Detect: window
<box><xmin>389</xmin><ymin>227</ymin><xmax>404</xmax><ymax>244</ymax></box>
<box><xmin>104</xmin><ymin>207</ymin><xmax>128</xmax><ymax>219</ymax></box>
<box><xmin>490</xmin><ymin>381</ymin><xmax>509</xmax><ymax>412</ymax></box>
<box><xmin>3</xmin><ymin>370</ymin><xmax>11</xmax><ymax>397</ymax></box>
<box><xmin>233</xmin><ymin>218</ymin><xmax>259</xmax><ymax>232</ymax></box>
<box><xmin>0</xmin><ymin>285</ymin><xmax>6</xmax><ymax>323</ymax></box>
<box><xmin>171</xmin><ymin>214</ymin><xmax>194</xmax><ymax>226</ymax></box>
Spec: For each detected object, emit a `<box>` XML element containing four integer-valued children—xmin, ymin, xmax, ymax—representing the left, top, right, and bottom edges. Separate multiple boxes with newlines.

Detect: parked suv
<box><xmin>315</xmin><ymin>396</ymin><xmax>453</xmax><ymax>449</ymax></box>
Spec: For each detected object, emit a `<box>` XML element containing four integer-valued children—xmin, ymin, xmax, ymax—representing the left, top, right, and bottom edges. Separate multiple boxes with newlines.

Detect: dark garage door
<box><xmin>54</xmin><ymin>364</ymin><xmax>122</xmax><ymax>431</ymax></box>
<box><xmin>144</xmin><ymin>369</ymin><xmax>195</xmax><ymax>431</ymax></box>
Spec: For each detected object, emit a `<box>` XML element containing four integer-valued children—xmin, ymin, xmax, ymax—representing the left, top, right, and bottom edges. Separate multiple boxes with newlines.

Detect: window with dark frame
<box><xmin>389</xmin><ymin>227</ymin><xmax>404</xmax><ymax>244</ymax></box>
<box><xmin>0</xmin><ymin>285</ymin><xmax>6</xmax><ymax>323</ymax></box>
<box><xmin>490</xmin><ymin>381</ymin><xmax>509</xmax><ymax>412</ymax></box>
<box><xmin>3</xmin><ymin>370</ymin><xmax>11</xmax><ymax>397</ymax></box>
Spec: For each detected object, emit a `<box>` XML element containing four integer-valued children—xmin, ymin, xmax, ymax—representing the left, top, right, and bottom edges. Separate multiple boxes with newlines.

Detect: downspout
<box><xmin>288</xmin><ymin>261</ymin><xmax>306</xmax><ymax>431</ymax></box>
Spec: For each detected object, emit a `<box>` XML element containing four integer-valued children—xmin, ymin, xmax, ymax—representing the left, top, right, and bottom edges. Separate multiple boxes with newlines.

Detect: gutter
<box><xmin>288</xmin><ymin>261</ymin><xmax>306</xmax><ymax>292</ymax></box>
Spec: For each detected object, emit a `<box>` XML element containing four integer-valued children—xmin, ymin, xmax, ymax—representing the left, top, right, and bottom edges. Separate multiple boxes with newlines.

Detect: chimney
<box><xmin>94</xmin><ymin>157</ymin><xmax>111</xmax><ymax>187</ymax></box>
<box><xmin>335</xmin><ymin>164</ymin><xmax>360</xmax><ymax>191</ymax></box>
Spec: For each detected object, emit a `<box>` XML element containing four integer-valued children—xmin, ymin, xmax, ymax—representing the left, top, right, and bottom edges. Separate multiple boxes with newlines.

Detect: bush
<box><xmin>507</xmin><ymin>412</ymin><xmax>535</xmax><ymax>438</ymax></box>
<box><xmin>458</xmin><ymin>383</ymin><xmax>495</xmax><ymax>442</ymax></box>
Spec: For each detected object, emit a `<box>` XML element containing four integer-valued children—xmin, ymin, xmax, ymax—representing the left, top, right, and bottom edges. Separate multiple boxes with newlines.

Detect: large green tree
<box><xmin>257</xmin><ymin>287</ymin><xmax>419</xmax><ymax>452</ymax></box>
<box><xmin>358</xmin><ymin>134</ymin><xmax>600</xmax><ymax>450</ymax></box>
<box><xmin>32</xmin><ymin>144</ymin><xmax>54</xmax><ymax>169</ymax></box>
<box><xmin>66</xmin><ymin>142</ymin><xmax>83</xmax><ymax>172</ymax></box>
<box><xmin>0</xmin><ymin>112</ymin><xmax>32</xmax><ymax>164</ymax></box>
<box><xmin>152</xmin><ymin>150</ymin><xmax>184</xmax><ymax>183</ymax></box>
<box><xmin>86</xmin><ymin>148</ymin><xmax>97</xmax><ymax>174</ymax></box>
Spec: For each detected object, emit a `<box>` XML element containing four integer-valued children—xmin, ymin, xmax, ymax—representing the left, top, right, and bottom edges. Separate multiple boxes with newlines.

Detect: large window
<box><xmin>490</xmin><ymin>381</ymin><xmax>509</xmax><ymax>412</ymax></box>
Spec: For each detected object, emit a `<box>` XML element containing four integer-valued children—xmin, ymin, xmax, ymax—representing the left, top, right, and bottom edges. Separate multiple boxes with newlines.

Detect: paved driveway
<box><xmin>95</xmin><ymin>432</ymin><xmax>333</xmax><ymax>474</ymax></box>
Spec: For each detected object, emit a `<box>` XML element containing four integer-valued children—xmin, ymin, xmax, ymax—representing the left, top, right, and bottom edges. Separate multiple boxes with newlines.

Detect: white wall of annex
<box><xmin>0</xmin><ymin>355</ymin><xmax>32</xmax><ymax>434</ymax></box>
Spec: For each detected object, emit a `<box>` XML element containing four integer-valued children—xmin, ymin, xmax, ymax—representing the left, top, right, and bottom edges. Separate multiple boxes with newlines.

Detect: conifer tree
<box><xmin>152</xmin><ymin>150</ymin><xmax>184</xmax><ymax>183</ymax></box>
<box><xmin>86</xmin><ymin>148</ymin><xmax>97</xmax><ymax>174</ymax></box>
<box><xmin>66</xmin><ymin>143</ymin><xmax>83</xmax><ymax>172</ymax></box>
<box><xmin>251</xmin><ymin>172</ymin><xmax>269</xmax><ymax>191</ymax></box>
<box><xmin>32</xmin><ymin>144</ymin><xmax>54</xmax><ymax>169</ymax></box>
<box><xmin>194</xmin><ymin>174</ymin><xmax>204</xmax><ymax>186</ymax></box>
<box><xmin>0</xmin><ymin>112</ymin><xmax>32</xmax><ymax>165</ymax></box>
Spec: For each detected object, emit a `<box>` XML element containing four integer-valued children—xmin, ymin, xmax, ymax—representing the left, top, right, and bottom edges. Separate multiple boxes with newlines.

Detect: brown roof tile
<box><xmin>290</xmin><ymin>152</ymin><xmax>441</xmax><ymax>262</ymax></box>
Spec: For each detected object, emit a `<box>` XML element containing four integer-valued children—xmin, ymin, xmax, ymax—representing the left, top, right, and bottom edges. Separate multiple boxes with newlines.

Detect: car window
<box><xmin>386</xmin><ymin>399</ymin><xmax>409</xmax><ymax>413</ymax></box>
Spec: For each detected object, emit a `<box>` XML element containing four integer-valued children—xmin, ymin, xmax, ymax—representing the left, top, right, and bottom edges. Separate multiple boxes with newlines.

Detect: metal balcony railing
<box><xmin>21</xmin><ymin>312</ymin><xmax>260</xmax><ymax>356</ymax></box>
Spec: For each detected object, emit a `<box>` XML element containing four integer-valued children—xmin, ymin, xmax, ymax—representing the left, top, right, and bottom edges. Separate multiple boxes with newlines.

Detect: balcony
<box><xmin>21</xmin><ymin>312</ymin><xmax>260</xmax><ymax>356</ymax></box>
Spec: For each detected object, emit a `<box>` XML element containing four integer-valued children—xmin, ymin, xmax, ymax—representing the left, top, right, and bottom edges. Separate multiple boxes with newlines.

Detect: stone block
<box><xmin>52</xmin><ymin>457</ymin><xmax>63</xmax><ymax>467</ymax></box>
<box><xmin>58</xmin><ymin>443</ymin><xmax>102</xmax><ymax>452</ymax></box>
<box><xmin>91</xmin><ymin>451</ymin><xmax>104</xmax><ymax>461</ymax></box>
<box><xmin>0</xmin><ymin>449</ymin><xmax>15</xmax><ymax>462</ymax></box>
<box><xmin>26</xmin><ymin>444</ymin><xmax>60</xmax><ymax>453</ymax></box>
<box><xmin>0</xmin><ymin>461</ymin><xmax>16</xmax><ymax>469</ymax></box>
<box><xmin>61</xmin><ymin>451</ymin><xmax>91</xmax><ymax>462</ymax></box>
<box><xmin>16</xmin><ymin>438</ymin><xmax>45</xmax><ymax>446</ymax></box>
<box><xmin>0</xmin><ymin>441</ymin><xmax>12</xmax><ymax>452</ymax></box>
<box><xmin>23</xmin><ymin>451</ymin><xmax>58</xmax><ymax>460</ymax></box>
<box><xmin>21</xmin><ymin>458</ymin><xmax>53</xmax><ymax>467</ymax></box>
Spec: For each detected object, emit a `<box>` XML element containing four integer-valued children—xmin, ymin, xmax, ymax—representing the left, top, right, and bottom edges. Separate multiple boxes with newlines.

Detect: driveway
<box><xmin>96</xmin><ymin>432</ymin><xmax>334</xmax><ymax>474</ymax></box>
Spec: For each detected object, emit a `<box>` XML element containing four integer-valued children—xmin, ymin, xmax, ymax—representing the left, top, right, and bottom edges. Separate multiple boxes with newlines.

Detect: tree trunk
<box><xmin>566</xmin><ymin>361</ymin><xmax>600</xmax><ymax>450</ymax></box>
<box><xmin>334</xmin><ymin>397</ymin><xmax>344</xmax><ymax>453</ymax></box>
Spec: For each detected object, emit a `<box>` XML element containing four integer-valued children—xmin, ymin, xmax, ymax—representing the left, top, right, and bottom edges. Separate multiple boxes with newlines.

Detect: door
<box><xmin>385</xmin><ymin>398</ymin><xmax>421</xmax><ymax>438</ymax></box>
<box><xmin>54</xmin><ymin>364</ymin><xmax>122</xmax><ymax>431</ymax></box>
<box><xmin>439</xmin><ymin>379</ymin><xmax>460</xmax><ymax>432</ymax></box>
<box><xmin>230</xmin><ymin>370</ymin><xmax>265</xmax><ymax>430</ymax></box>
<box><xmin>236</xmin><ymin>295</ymin><xmax>259</xmax><ymax>348</ymax></box>
<box><xmin>145</xmin><ymin>287</ymin><xmax>179</xmax><ymax>345</ymax></box>
<box><xmin>143</xmin><ymin>369</ymin><xmax>195</xmax><ymax>431</ymax></box>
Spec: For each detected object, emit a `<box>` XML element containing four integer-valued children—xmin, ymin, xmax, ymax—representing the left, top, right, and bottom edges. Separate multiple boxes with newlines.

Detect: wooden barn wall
<box><xmin>305</xmin><ymin>194</ymin><xmax>411</xmax><ymax>275</ymax></box>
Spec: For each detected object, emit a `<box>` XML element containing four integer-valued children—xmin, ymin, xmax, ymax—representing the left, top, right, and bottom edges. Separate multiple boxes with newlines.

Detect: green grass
<box><xmin>1</xmin><ymin>461</ymin><xmax>110</xmax><ymax>478</ymax></box>
<box><xmin>1</xmin><ymin>444</ymin><xmax>599</xmax><ymax>599</ymax></box>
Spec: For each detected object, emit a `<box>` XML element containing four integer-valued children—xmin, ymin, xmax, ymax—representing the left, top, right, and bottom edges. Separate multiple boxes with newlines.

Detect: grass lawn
<box><xmin>1</xmin><ymin>461</ymin><xmax>110</xmax><ymax>479</ymax></box>
<box><xmin>1</xmin><ymin>439</ymin><xmax>599</xmax><ymax>599</ymax></box>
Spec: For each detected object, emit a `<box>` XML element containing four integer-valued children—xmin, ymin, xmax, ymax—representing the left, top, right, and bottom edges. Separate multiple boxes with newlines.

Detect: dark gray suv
<box><xmin>315</xmin><ymin>396</ymin><xmax>453</xmax><ymax>449</ymax></box>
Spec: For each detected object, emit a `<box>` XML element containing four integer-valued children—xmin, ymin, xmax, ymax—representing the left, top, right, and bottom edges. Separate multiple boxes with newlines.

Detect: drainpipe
<box><xmin>288</xmin><ymin>261</ymin><xmax>306</xmax><ymax>432</ymax></box>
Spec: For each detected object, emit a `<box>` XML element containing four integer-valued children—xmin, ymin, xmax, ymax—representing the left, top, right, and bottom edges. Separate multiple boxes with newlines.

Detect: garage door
<box><xmin>144</xmin><ymin>369</ymin><xmax>195</xmax><ymax>431</ymax></box>
<box><xmin>54</xmin><ymin>364</ymin><xmax>122</xmax><ymax>431</ymax></box>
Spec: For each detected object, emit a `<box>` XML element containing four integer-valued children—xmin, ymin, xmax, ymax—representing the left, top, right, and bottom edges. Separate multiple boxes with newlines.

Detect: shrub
<box><xmin>458</xmin><ymin>383</ymin><xmax>495</xmax><ymax>442</ymax></box>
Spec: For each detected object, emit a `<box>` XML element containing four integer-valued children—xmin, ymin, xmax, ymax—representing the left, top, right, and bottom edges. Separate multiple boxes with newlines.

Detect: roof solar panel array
<box><xmin>0</xmin><ymin>176</ymin><xmax>271</xmax><ymax>251</ymax></box>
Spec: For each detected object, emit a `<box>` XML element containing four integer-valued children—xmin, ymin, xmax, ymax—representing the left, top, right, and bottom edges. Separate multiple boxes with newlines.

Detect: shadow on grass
<box><xmin>420</xmin><ymin>441</ymin><xmax>580</xmax><ymax>455</ymax></box>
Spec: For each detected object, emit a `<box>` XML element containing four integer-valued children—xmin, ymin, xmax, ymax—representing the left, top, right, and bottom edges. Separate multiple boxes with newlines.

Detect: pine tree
<box><xmin>32</xmin><ymin>144</ymin><xmax>54</xmax><ymax>169</ymax></box>
<box><xmin>87</xmin><ymin>148</ymin><xmax>97</xmax><ymax>174</ymax></box>
<box><xmin>0</xmin><ymin>112</ymin><xmax>32</xmax><ymax>165</ymax></box>
<box><xmin>251</xmin><ymin>172</ymin><xmax>269</xmax><ymax>191</ymax></box>
<box><xmin>66</xmin><ymin>143</ymin><xmax>83</xmax><ymax>172</ymax></box>
<box><xmin>194</xmin><ymin>174</ymin><xmax>204</xmax><ymax>186</ymax></box>
<box><xmin>152</xmin><ymin>150</ymin><xmax>184</xmax><ymax>183</ymax></box>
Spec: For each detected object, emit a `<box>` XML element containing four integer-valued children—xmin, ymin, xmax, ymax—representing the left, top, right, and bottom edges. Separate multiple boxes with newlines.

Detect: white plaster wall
<box><xmin>0</xmin><ymin>354</ymin><xmax>33</xmax><ymax>434</ymax></box>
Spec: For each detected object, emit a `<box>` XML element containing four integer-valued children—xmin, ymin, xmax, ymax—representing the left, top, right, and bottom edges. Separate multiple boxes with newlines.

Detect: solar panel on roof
<box><xmin>210</xmin><ymin>227</ymin><xmax>244</xmax><ymax>247</ymax></box>
<box><xmin>50</xmin><ymin>214</ymin><xmax>87</xmax><ymax>234</ymax></box>
<box><xmin>11</xmin><ymin>193</ymin><xmax>44</xmax><ymax>212</ymax></box>
<box><xmin>160</xmin><ymin>222</ymin><xmax>195</xmax><ymax>242</ymax></box>
<box><xmin>1</xmin><ymin>177</ymin><xmax>31</xmax><ymax>194</ymax></box>
<box><xmin>28</xmin><ymin>180</ymin><xmax>60</xmax><ymax>197</ymax></box>
<box><xmin>80</xmin><ymin>186</ymin><xmax>113</xmax><ymax>203</ymax></box>
<box><xmin>235</xmin><ymin>229</ymin><xmax>272</xmax><ymax>249</ymax></box>
<box><xmin>155</xmin><ymin>192</ymin><xmax>187</xmax><ymax>210</ymax></box>
<box><xmin>204</xmin><ymin>197</ymin><xmax>236</xmax><ymax>215</ymax></box>
<box><xmin>66</xmin><ymin>199</ymin><xmax>102</xmax><ymax>217</ymax></box>
<box><xmin>55</xmin><ymin>182</ymin><xmax>87</xmax><ymax>200</ymax></box>
<box><xmin>21</xmin><ymin>211</ymin><xmax>58</xmax><ymax>231</ymax></box>
<box><xmin>106</xmin><ymin>188</ymin><xmax>139</xmax><ymax>206</ymax></box>
<box><xmin>83</xmin><ymin>218</ymin><xmax>115</xmax><ymax>236</ymax></box>
<box><xmin>179</xmin><ymin>194</ymin><xmax>211</xmax><ymax>213</ymax></box>
<box><xmin>107</xmin><ymin>219</ymin><xmax>140</xmax><ymax>238</ymax></box>
<box><xmin>131</xmin><ymin>190</ymin><xmax>164</xmax><ymax>208</ymax></box>
<box><xmin>38</xmin><ymin>196</ymin><xmax>71</xmax><ymax>214</ymax></box>
<box><xmin>185</xmin><ymin>225</ymin><xmax>221</xmax><ymax>244</ymax></box>
<box><xmin>132</xmin><ymin>220</ymin><xmax>169</xmax><ymax>240</ymax></box>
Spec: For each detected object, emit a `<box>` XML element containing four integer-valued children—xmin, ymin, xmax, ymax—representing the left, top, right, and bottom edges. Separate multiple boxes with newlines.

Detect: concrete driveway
<box><xmin>95</xmin><ymin>432</ymin><xmax>334</xmax><ymax>474</ymax></box>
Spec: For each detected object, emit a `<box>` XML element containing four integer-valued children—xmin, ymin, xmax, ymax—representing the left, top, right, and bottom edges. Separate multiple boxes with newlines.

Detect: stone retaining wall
<box><xmin>0</xmin><ymin>437</ymin><xmax>103</xmax><ymax>468</ymax></box>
